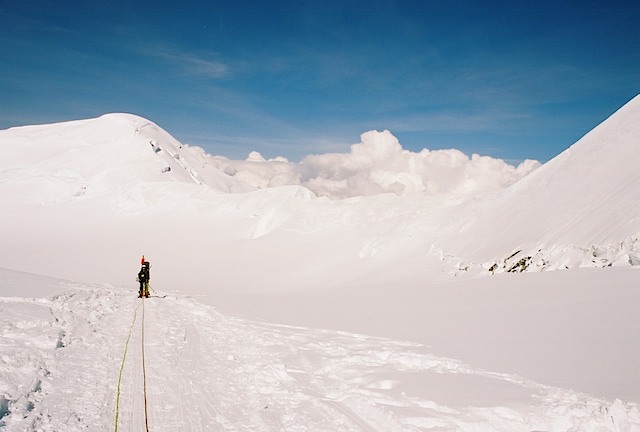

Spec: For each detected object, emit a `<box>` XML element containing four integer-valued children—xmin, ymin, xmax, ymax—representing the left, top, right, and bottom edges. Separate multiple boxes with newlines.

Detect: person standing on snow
<box><xmin>137</xmin><ymin>257</ymin><xmax>151</xmax><ymax>298</ymax></box>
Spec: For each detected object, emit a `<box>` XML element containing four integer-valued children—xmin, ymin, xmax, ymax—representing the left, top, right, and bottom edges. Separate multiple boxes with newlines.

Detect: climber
<box><xmin>137</xmin><ymin>258</ymin><xmax>151</xmax><ymax>298</ymax></box>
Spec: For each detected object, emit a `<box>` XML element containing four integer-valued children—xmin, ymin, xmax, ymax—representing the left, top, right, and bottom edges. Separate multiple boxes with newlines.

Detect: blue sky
<box><xmin>1</xmin><ymin>0</ymin><xmax>638</xmax><ymax>163</ymax></box>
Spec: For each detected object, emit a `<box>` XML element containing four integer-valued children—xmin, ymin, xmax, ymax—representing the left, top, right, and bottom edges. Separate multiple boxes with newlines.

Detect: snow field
<box><xmin>1</xmin><ymin>273</ymin><xmax>639</xmax><ymax>431</ymax></box>
<box><xmin>0</xmin><ymin>284</ymin><xmax>125</xmax><ymax>430</ymax></box>
<box><xmin>2</xmin><ymin>97</ymin><xmax>640</xmax><ymax>431</ymax></box>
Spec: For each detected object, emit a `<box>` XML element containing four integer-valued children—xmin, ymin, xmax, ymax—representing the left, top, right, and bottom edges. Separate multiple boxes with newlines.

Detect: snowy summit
<box><xmin>1</xmin><ymin>96</ymin><xmax>639</xmax><ymax>431</ymax></box>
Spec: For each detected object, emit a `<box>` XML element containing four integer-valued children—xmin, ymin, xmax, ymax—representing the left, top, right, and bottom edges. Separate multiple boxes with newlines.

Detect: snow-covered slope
<box><xmin>2</xmin><ymin>268</ymin><xmax>638</xmax><ymax>431</ymax></box>
<box><xmin>1</xmin><ymin>101</ymin><xmax>638</xmax><ymax>279</ymax></box>
<box><xmin>0</xmin><ymin>113</ymin><xmax>253</xmax><ymax>206</ymax></box>
<box><xmin>431</xmin><ymin>94</ymin><xmax>640</xmax><ymax>273</ymax></box>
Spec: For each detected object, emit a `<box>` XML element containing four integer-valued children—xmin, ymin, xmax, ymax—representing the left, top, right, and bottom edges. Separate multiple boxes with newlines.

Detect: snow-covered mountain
<box><xmin>429</xmin><ymin>94</ymin><xmax>640</xmax><ymax>273</ymax></box>
<box><xmin>0</xmin><ymin>113</ymin><xmax>253</xmax><ymax>206</ymax></box>
<box><xmin>2</xmin><ymin>97</ymin><xmax>639</xmax><ymax>280</ymax></box>
<box><xmin>1</xmin><ymin>97</ymin><xmax>639</xmax><ymax>431</ymax></box>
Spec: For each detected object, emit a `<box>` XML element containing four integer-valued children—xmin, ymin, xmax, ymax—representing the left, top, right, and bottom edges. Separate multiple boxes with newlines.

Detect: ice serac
<box><xmin>0</xmin><ymin>113</ymin><xmax>253</xmax><ymax>205</ymax></box>
<box><xmin>440</xmin><ymin>94</ymin><xmax>640</xmax><ymax>270</ymax></box>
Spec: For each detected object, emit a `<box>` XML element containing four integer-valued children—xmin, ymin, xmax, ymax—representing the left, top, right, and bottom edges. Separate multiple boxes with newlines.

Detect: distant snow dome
<box><xmin>0</xmin><ymin>113</ymin><xmax>254</xmax><ymax>205</ymax></box>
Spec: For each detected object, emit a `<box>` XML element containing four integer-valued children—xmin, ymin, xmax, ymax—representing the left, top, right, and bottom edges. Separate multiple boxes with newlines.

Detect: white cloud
<box><xmin>180</xmin><ymin>55</ymin><xmax>229</xmax><ymax>78</ymax></box>
<box><xmin>141</xmin><ymin>46</ymin><xmax>229</xmax><ymax>79</ymax></box>
<box><xmin>211</xmin><ymin>130</ymin><xmax>540</xmax><ymax>199</ymax></box>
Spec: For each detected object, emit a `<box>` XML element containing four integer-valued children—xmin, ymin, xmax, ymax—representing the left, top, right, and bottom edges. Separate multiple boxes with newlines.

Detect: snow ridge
<box><xmin>0</xmin><ymin>113</ymin><xmax>253</xmax><ymax>207</ymax></box>
<box><xmin>430</xmin><ymin>94</ymin><xmax>640</xmax><ymax>274</ymax></box>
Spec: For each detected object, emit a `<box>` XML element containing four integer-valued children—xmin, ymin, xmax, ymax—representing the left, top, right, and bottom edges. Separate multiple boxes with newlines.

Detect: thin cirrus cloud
<box><xmin>180</xmin><ymin>55</ymin><xmax>229</xmax><ymax>78</ymax></box>
<box><xmin>140</xmin><ymin>46</ymin><xmax>230</xmax><ymax>79</ymax></box>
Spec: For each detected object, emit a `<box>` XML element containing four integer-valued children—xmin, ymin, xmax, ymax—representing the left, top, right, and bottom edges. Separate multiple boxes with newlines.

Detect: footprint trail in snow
<box><xmin>1</xmin><ymin>283</ymin><xmax>639</xmax><ymax>431</ymax></box>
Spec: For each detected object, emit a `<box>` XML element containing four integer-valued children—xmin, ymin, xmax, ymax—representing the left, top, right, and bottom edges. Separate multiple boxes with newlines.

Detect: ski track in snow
<box><xmin>1</xmin><ymin>284</ymin><xmax>639</xmax><ymax>432</ymax></box>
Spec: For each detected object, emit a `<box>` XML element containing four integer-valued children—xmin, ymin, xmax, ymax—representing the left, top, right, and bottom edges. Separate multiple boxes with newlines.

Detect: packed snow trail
<box><xmin>141</xmin><ymin>299</ymin><xmax>150</xmax><ymax>432</ymax></box>
<box><xmin>1</xmin><ymin>281</ymin><xmax>639</xmax><ymax>431</ymax></box>
<box><xmin>114</xmin><ymin>301</ymin><xmax>141</xmax><ymax>431</ymax></box>
<box><xmin>115</xmin><ymin>298</ymin><xmax>150</xmax><ymax>432</ymax></box>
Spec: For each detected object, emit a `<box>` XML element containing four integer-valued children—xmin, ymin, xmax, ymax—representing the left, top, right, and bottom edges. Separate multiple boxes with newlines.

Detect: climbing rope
<box><xmin>114</xmin><ymin>301</ymin><xmax>141</xmax><ymax>432</ymax></box>
<box><xmin>114</xmin><ymin>297</ymin><xmax>151</xmax><ymax>432</ymax></box>
<box><xmin>142</xmin><ymin>298</ymin><xmax>150</xmax><ymax>432</ymax></box>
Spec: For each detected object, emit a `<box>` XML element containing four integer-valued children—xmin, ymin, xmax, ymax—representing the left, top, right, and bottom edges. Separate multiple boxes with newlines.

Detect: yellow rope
<box><xmin>142</xmin><ymin>298</ymin><xmax>150</xmax><ymax>432</ymax></box>
<box><xmin>114</xmin><ymin>300</ymin><xmax>142</xmax><ymax>432</ymax></box>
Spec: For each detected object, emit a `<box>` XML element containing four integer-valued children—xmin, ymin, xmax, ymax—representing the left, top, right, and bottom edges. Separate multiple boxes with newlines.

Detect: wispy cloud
<box><xmin>174</xmin><ymin>53</ymin><xmax>229</xmax><ymax>78</ymax></box>
<box><xmin>140</xmin><ymin>46</ymin><xmax>230</xmax><ymax>79</ymax></box>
